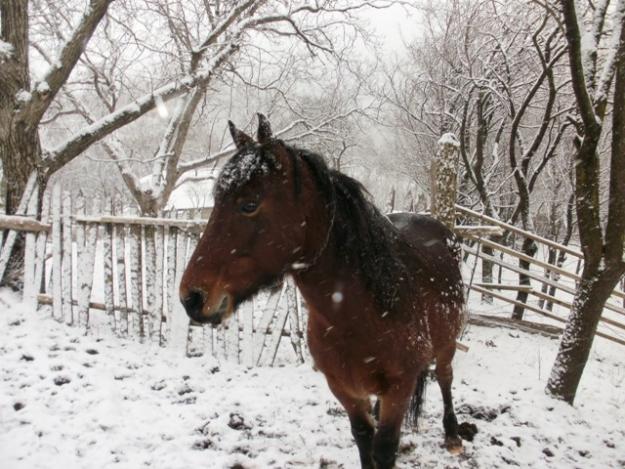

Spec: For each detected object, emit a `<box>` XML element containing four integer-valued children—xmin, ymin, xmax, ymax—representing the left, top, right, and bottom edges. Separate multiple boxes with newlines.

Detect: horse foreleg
<box><xmin>435</xmin><ymin>346</ymin><xmax>462</xmax><ymax>454</ymax></box>
<box><xmin>326</xmin><ymin>382</ymin><xmax>375</xmax><ymax>469</ymax></box>
<box><xmin>373</xmin><ymin>385</ymin><xmax>413</xmax><ymax>469</ymax></box>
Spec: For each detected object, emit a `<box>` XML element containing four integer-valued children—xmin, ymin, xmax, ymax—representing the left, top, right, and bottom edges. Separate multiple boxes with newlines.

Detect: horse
<box><xmin>179</xmin><ymin>114</ymin><xmax>467</xmax><ymax>468</ymax></box>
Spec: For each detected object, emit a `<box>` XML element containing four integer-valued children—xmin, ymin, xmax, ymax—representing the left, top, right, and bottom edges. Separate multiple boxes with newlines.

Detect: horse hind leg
<box><xmin>435</xmin><ymin>345</ymin><xmax>462</xmax><ymax>454</ymax></box>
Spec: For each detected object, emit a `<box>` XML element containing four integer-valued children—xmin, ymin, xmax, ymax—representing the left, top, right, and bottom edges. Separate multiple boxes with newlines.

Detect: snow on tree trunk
<box><xmin>546</xmin><ymin>0</ymin><xmax>625</xmax><ymax>403</ymax></box>
<box><xmin>430</xmin><ymin>133</ymin><xmax>460</xmax><ymax>230</ymax></box>
<box><xmin>547</xmin><ymin>267</ymin><xmax>620</xmax><ymax>403</ymax></box>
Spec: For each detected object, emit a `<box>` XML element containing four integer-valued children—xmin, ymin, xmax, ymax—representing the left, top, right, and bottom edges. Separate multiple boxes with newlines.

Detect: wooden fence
<box><xmin>459</xmin><ymin>204</ymin><xmax>625</xmax><ymax>347</ymax></box>
<box><xmin>7</xmin><ymin>187</ymin><xmax>307</xmax><ymax>366</ymax></box>
<box><xmin>2</xmin><ymin>184</ymin><xmax>624</xmax><ymax>370</ymax></box>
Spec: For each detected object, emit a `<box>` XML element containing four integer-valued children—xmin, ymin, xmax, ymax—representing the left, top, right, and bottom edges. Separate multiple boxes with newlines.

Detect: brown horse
<box><xmin>179</xmin><ymin>114</ymin><xmax>467</xmax><ymax>468</ymax></box>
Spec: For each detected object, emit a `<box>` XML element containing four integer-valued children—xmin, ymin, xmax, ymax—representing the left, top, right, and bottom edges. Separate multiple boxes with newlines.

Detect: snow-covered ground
<box><xmin>1</xmin><ymin>291</ymin><xmax>624</xmax><ymax>469</ymax></box>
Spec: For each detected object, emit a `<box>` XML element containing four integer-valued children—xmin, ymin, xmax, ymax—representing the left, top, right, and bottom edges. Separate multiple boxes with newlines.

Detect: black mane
<box><xmin>295</xmin><ymin>147</ymin><xmax>409</xmax><ymax>312</ymax></box>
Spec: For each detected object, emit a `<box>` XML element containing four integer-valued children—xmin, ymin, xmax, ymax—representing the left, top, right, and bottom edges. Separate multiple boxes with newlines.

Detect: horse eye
<box><xmin>240</xmin><ymin>201</ymin><xmax>259</xmax><ymax>215</ymax></box>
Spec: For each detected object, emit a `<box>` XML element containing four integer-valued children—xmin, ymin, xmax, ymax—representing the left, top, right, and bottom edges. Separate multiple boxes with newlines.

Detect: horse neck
<box><xmin>292</xmin><ymin>220</ymin><xmax>377</xmax><ymax>323</ymax></box>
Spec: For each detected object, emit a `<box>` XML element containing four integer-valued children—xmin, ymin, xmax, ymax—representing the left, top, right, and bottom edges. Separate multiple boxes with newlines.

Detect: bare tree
<box><xmin>380</xmin><ymin>0</ymin><xmax>576</xmax><ymax>315</ymax></box>
<box><xmin>544</xmin><ymin>0</ymin><xmax>625</xmax><ymax>403</ymax></box>
<box><xmin>0</xmin><ymin>0</ymin><xmax>391</xmax><ymax>284</ymax></box>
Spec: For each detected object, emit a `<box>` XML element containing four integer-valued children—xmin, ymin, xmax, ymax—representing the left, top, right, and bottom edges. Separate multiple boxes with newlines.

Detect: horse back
<box><xmin>387</xmin><ymin>212</ymin><xmax>463</xmax><ymax>302</ymax></box>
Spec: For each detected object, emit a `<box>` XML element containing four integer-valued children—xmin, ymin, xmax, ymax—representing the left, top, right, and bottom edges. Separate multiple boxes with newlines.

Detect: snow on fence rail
<box><xmin>5</xmin><ymin>188</ymin><xmax>307</xmax><ymax>367</ymax></box>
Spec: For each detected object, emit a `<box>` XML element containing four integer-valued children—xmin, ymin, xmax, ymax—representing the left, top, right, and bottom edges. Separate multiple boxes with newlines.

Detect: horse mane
<box><xmin>294</xmin><ymin>147</ymin><xmax>409</xmax><ymax>313</ymax></box>
<box><xmin>214</xmin><ymin>139</ymin><xmax>461</xmax><ymax>314</ymax></box>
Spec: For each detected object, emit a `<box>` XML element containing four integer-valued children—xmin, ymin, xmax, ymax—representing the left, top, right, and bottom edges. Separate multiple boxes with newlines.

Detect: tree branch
<box><xmin>18</xmin><ymin>0</ymin><xmax>113</xmax><ymax>129</ymax></box>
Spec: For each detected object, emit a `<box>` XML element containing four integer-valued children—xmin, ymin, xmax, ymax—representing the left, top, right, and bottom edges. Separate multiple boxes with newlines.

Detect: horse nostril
<box><xmin>181</xmin><ymin>289</ymin><xmax>205</xmax><ymax>318</ymax></box>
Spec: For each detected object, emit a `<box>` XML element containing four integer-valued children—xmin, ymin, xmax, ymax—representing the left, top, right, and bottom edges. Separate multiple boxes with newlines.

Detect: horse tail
<box><xmin>406</xmin><ymin>367</ymin><xmax>429</xmax><ymax>429</ymax></box>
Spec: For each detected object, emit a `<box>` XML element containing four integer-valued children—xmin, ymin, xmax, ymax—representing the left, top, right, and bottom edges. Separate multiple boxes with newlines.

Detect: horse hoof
<box><xmin>458</xmin><ymin>421</ymin><xmax>478</xmax><ymax>441</ymax></box>
<box><xmin>445</xmin><ymin>437</ymin><xmax>463</xmax><ymax>455</ymax></box>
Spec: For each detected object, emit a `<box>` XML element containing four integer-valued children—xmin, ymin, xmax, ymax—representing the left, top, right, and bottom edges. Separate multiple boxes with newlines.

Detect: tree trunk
<box><xmin>512</xmin><ymin>237</ymin><xmax>537</xmax><ymax>319</ymax></box>
<box><xmin>0</xmin><ymin>133</ymin><xmax>43</xmax><ymax>288</ymax></box>
<box><xmin>0</xmin><ymin>84</ymin><xmax>44</xmax><ymax>288</ymax></box>
<box><xmin>546</xmin><ymin>265</ymin><xmax>624</xmax><ymax>403</ymax></box>
<box><xmin>0</xmin><ymin>0</ymin><xmax>44</xmax><ymax>288</ymax></box>
<box><xmin>480</xmin><ymin>243</ymin><xmax>494</xmax><ymax>303</ymax></box>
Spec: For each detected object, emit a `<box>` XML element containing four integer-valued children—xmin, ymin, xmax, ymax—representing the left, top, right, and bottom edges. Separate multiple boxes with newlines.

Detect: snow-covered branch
<box><xmin>18</xmin><ymin>0</ymin><xmax>113</xmax><ymax>127</ymax></box>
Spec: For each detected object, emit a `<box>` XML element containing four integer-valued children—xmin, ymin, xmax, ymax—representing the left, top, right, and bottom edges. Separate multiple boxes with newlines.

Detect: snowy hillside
<box><xmin>1</xmin><ymin>291</ymin><xmax>623</xmax><ymax>469</ymax></box>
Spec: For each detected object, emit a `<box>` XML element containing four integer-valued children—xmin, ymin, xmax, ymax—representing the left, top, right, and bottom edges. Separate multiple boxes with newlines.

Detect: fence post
<box><xmin>75</xmin><ymin>196</ymin><xmax>99</xmax><ymax>330</ymax></box>
<box><xmin>430</xmin><ymin>133</ymin><xmax>460</xmax><ymax>230</ymax></box>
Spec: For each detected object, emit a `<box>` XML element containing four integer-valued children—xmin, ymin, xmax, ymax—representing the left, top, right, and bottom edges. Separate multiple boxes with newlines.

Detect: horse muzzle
<box><xmin>180</xmin><ymin>289</ymin><xmax>232</xmax><ymax>326</ymax></box>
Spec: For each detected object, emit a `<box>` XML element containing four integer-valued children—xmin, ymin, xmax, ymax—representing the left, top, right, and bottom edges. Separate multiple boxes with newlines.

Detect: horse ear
<box><xmin>228</xmin><ymin>120</ymin><xmax>254</xmax><ymax>149</ymax></box>
<box><xmin>257</xmin><ymin>113</ymin><xmax>273</xmax><ymax>144</ymax></box>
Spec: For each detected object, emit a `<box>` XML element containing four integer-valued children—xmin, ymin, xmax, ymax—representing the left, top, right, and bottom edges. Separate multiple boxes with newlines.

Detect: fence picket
<box><xmin>163</xmin><ymin>225</ymin><xmax>176</xmax><ymax>346</ymax></box>
<box><xmin>23</xmin><ymin>186</ymin><xmax>39</xmax><ymax>306</ymax></box>
<box><xmin>225</xmin><ymin>311</ymin><xmax>240</xmax><ymax>363</ymax></box>
<box><xmin>173</xmin><ymin>228</ymin><xmax>188</xmax><ymax>347</ymax></box>
<box><xmin>102</xmin><ymin>199</ymin><xmax>115</xmax><ymax>332</ymax></box>
<box><xmin>51</xmin><ymin>186</ymin><xmax>62</xmax><ymax>321</ymax></box>
<box><xmin>61</xmin><ymin>192</ymin><xmax>73</xmax><ymax>325</ymax></box>
<box><xmin>32</xmin><ymin>192</ymin><xmax>50</xmax><ymax>310</ymax></box>
<box><xmin>153</xmin><ymin>226</ymin><xmax>165</xmax><ymax>344</ymax></box>
<box><xmin>260</xmin><ymin>293</ymin><xmax>291</xmax><ymax>366</ymax></box>
<box><xmin>254</xmin><ymin>284</ymin><xmax>285</xmax><ymax>365</ymax></box>
<box><xmin>184</xmin><ymin>231</ymin><xmax>207</xmax><ymax>356</ymax></box>
<box><xmin>76</xmin><ymin>199</ymin><xmax>99</xmax><ymax>330</ymax></box>
<box><xmin>115</xmin><ymin>223</ymin><xmax>130</xmax><ymax>336</ymax></box>
<box><xmin>129</xmin><ymin>224</ymin><xmax>144</xmax><ymax>338</ymax></box>
<box><xmin>144</xmin><ymin>225</ymin><xmax>158</xmax><ymax>341</ymax></box>
<box><xmin>286</xmin><ymin>279</ymin><xmax>304</xmax><ymax>363</ymax></box>
<box><xmin>241</xmin><ymin>300</ymin><xmax>254</xmax><ymax>367</ymax></box>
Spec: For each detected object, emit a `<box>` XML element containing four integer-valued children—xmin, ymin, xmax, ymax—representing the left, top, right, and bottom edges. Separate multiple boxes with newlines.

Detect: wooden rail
<box><xmin>76</xmin><ymin>215</ymin><xmax>207</xmax><ymax>230</ymax></box>
<box><xmin>456</xmin><ymin>204</ymin><xmax>584</xmax><ymax>258</ymax></box>
<box><xmin>469</xmin><ymin>285</ymin><xmax>625</xmax><ymax>346</ymax></box>
<box><xmin>0</xmin><ymin>214</ymin><xmax>51</xmax><ymax>232</ymax></box>
<box><xmin>464</xmin><ymin>245</ymin><xmax>625</xmax><ymax>318</ymax></box>
<box><xmin>465</xmin><ymin>232</ymin><xmax>625</xmax><ymax>301</ymax></box>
